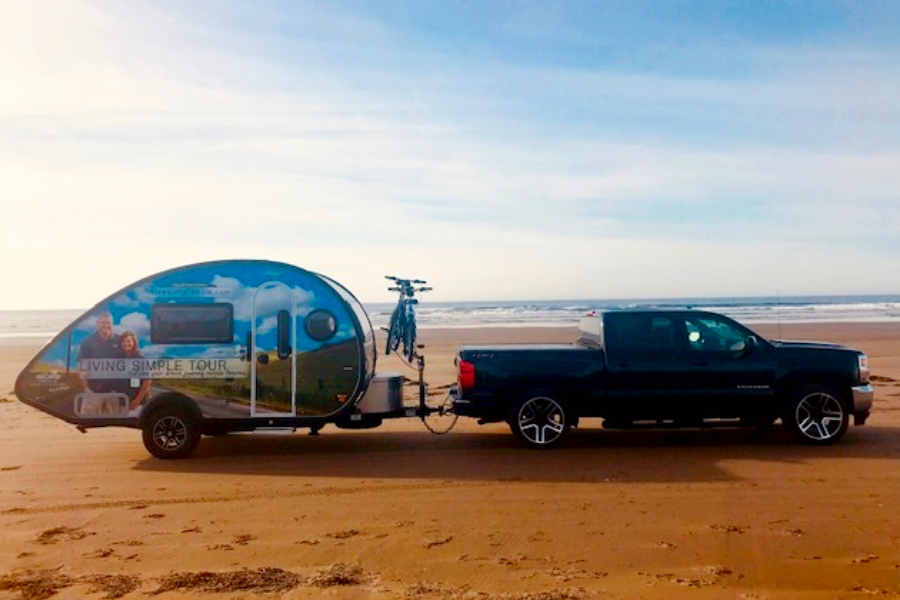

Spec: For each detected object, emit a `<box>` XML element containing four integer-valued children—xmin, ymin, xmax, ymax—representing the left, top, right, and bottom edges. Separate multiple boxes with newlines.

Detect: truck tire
<box><xmin>783</xmin><ymin>384</ymin><xmax>849</xmax><ymax>445</ymax></box>
<box><xmin>142</xmin><ymin>405</ymin><xmax>201</xmax><ymax>459</ymax></box>
<box><xmin>509</xmin><ymin>390</ymin><xmax>571</xmax><ymax>449</ymax></box>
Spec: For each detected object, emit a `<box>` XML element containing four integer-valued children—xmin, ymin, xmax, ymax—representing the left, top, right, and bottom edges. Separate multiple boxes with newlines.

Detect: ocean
<box><xmin>3</xmin><ymin>295</ymin><xmax>899</xmax><ymax>340</ymax></box>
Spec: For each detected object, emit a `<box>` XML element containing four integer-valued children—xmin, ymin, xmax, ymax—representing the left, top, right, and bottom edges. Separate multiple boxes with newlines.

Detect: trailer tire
<box><xmin>142</xmin><ymin>405</ymin><xmax>201</xmax><ymax>459</ymax></box>
<box><xmin>509</xmin><ymin>390</ymin><xmax>571</xmax><ymax>449</ymax></box>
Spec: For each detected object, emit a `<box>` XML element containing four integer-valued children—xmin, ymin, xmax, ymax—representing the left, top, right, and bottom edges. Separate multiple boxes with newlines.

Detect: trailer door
<box><xmin>250</xmin><ymin>282</ymin><xmax>296</xmax><ymax>416</ymax></box>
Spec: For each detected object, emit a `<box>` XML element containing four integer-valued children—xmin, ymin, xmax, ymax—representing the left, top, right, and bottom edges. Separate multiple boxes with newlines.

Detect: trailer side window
<box><xmin>305</xmin><ymin>309</ymin><xmax>337</xmax><ymax>342</ymax></box>
<box><xmin>151</xmin><ymin>304</ymin><xmax>234</xmax><ymax>344</ymax></box>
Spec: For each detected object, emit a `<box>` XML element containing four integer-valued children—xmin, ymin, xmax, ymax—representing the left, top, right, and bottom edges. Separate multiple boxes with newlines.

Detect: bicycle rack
<box><xmin>384</xmin><ymin>275</ymin><xmax>457</xmax><ymax>433</ymax></box>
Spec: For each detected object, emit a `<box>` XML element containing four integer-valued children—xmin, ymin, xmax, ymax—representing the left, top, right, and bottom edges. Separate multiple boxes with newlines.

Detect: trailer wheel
<box><xmin>142</xmin><ymin>405</ymin><xmax>201</xmax><ymax>459</ymax></box>
<box><xmin>509</xmin><ymin>391</ymin><xmax>571</xmax><ymax>449</ymax></box>
<box><xmin>783</xmin><ymin>384</ymin><xmax>849</xmax><ymax>445</ymax></box>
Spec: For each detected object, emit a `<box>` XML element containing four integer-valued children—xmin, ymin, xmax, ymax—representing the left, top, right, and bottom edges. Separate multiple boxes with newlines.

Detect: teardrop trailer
<box><xmin>15</xmin><ymin>260</ymin><xmax>450</xmax><ymax>459</ymax></box>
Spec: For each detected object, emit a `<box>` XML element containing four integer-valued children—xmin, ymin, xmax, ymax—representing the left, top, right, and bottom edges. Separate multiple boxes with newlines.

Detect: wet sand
<box><xmin>1</xmin><ymin>323</ymin><xmax>899</xmax><ymax>599</ymax></box>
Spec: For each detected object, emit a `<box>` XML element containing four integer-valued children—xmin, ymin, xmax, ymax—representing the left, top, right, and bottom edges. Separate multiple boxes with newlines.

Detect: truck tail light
<box><xmin>458</xmin><ymin>359</ymin><xmax>475</xmax><ymax>392</ymax></box>
<box><xmin>858</xmin><ymin>354</ymin><xmax>870</xmax><ymax>384</ymax></box>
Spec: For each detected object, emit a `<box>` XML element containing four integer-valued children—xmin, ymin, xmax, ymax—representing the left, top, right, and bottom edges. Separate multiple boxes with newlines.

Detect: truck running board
<box><xmin>602</xmin><ymin>418</ymin><xmax>751</xmax><ymax>430</ymax></box>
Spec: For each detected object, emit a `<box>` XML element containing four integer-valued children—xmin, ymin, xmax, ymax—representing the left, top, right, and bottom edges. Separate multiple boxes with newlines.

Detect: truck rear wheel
<box><xmin>142</xmin><ymin>405</ymin><xmax>201</xmax><ymax>459</ymax></box>
<box><xmin>509</xmin><ymin>391</ymin><xmax>571</xmax><ymax>449</ymax></box>
<box><xmin>783</xmin><ymin>384</ymin><xmax>849</xmax><ymax>445</ymax></box>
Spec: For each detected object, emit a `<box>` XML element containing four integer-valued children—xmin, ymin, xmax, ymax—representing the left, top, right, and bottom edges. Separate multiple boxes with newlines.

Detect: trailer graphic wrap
<box><xmin>16</xmin><ymin>261</ymin><xmax>374</xmax><ymax>424</ymax></box>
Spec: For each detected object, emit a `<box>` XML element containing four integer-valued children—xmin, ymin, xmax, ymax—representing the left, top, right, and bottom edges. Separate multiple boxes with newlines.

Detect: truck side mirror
<box><xmin>730</xmin><ymin>336</ymin><xmax>759</xmax><ymax>356</ymax></box>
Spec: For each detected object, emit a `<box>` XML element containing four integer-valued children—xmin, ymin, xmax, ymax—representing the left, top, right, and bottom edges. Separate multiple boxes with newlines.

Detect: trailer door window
<box><xmin>151</xmin><ymin>303</ymin><xmax>234</xmax><ymax>344</ymax></box>
<box><xmin>276</xmin><ymin>309</ymin><xmax>292</xmax><ymax>359</ymax></box>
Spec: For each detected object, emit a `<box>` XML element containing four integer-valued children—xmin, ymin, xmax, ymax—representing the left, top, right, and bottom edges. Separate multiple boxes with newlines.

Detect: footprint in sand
<box><xmin>527</xmin><ymin>531</ymin><xmax>550</xmax><ymax>542</ymax></box>
<box><xmin>547</xmin><ymin>567</ymin><xmax>608</xmax><ymax>582</ymax></box>
<box><xmin>851</xmin><ymin>554</ymin><xmax>879</xmax><ymax>564</ymax></box>
<box><xmin>423</xmin><ymin>536</ymin><xmax>452</xmax><ymax>549</ymax></box>
<box><xmin>848</xmin><ymin>586</ymin><xmax>891</xmax><ymax>595</ymax></box>
<box><xmin>701</xmin><ymin>565</ymin><xmax>735</xmax><ymax>576</ymax></box>
<box><xmin>34</xmin><ymin>526</ymin><xmax>94</xmax><ymax>545</ymax></box>
<box><xmin>325</xmin><ymin>529</ymin><xmax>363</xmax><ymax>540</ymax></box>
<box><xmin>709</xmin><ymin>524</ymin><xmax>747</xmax><ymax>534</ymax></box>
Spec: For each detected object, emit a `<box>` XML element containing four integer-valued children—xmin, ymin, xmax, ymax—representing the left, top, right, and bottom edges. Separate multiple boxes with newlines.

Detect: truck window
<box><xmin>606</xmin><ymin>314</ymin><xmax>681</xmax><ymax>360</ymax></box>
<box><xmin>684</xmin><ymin>316</ymin><xmax>746</xmax><ymax>353</ymax></box>
<box><xmin>151</xmin><ymin>303</ymin><xmax>234</xmax><ymax>344</ymax></box>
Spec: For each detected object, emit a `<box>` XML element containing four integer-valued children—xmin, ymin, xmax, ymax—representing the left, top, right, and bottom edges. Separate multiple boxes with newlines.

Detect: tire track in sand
<box><xmin>1</xmin><ymin>480</ymin><xmax>497</xmax><ymax>515</ymax></box>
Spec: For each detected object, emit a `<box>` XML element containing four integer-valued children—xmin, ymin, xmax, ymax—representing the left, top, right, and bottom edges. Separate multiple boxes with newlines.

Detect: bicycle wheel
<box><xmin>385</xmin><ymin>307</ymin><xmax>402</xmax><ymax>355</ymax></box>
<box><xmin>403</xmin><ymin>310</ymin><xmax>417</xmax><ymax>361</ymax></box>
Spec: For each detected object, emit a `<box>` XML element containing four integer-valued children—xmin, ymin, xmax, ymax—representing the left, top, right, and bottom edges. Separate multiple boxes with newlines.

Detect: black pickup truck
<box><xmin>453</xmin><ymin>310</ymin><xmax>873</xmax><ymax>448</ymax></box>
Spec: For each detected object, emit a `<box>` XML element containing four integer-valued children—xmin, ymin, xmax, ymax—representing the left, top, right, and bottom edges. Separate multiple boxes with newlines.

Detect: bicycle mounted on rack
<box><xmin>384</xmin><ymin>276</ymin><xmax>432</xmax><ymax>362</ymax></box>
<box><xmin>382</xmin><ymin>276</ymin><xmax>455</xmax><ymax>431</ymax></box>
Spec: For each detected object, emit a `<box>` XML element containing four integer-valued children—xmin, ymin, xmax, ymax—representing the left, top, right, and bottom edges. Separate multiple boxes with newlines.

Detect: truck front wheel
<box><xmin>142</xmin><ymin>405</ymin><xmax>201</xmax><ymax>459</ymax></box>
<box><xmin>509</xmin><ymin>391</ymin><xmax>571</xmax><ymax>449</ymax></box>
<box><xmin>783</xmin><ymin>384</ymin><xmax>849</xmax><ymax>445</ymax></box>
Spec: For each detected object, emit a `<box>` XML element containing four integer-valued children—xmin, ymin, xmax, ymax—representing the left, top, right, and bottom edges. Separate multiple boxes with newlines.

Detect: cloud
<box><xmin>256</xmin><ymin>315</ymin><xmax>277</xmax><ymax>336</ymax></box>
<box><xmin>209</xmin><ymin>275</ymin><xmax>316</xmax><ymax>322</ymax></box>
<box><xmin>118</xmin><ymin>311</ymin><xmax>151</xmax><ymax>339</ymax></box>
<box><xmin>75</xmin><ymin>314</ymin><xmax>100</xmax><ymax>333</ymax></box>
<box><xmin>111</xmin><ymin>294</ymin><xmax>140</xmax><ymax>309</ymax></box>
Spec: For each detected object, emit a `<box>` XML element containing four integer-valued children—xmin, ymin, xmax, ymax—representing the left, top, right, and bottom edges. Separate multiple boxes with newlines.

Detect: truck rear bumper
<box><xmin>852</xmin><ymin>384</ymin><xmax>874</xmax><ymax>425</ymax></box>
<box><xmin>449</xmin><ymin>387</ymin><xmax>504</xmax><ymax>420</ymax></box>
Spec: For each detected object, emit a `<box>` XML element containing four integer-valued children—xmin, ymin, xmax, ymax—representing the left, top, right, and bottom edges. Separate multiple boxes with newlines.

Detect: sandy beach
<box><xmin>1</xmin><ymin>323</ymin><xmax>899</xmax><ymax>599</ymax></box>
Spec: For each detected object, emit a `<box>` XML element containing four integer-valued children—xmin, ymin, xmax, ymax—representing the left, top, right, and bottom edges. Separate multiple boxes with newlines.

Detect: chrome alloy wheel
<box><xmin>152</xmin><ymin>415</ymin><xmax>188</xmax><ymax>450</ymax></box>
<box><xmin>794</xmin><ymin>391</ymin><xmax>845</xmax><ymax>442</ymax></box>
<box><xmin>517</xmin><ymin>396</ymin><xmax>566</xmax><ymax>445</ymax></box>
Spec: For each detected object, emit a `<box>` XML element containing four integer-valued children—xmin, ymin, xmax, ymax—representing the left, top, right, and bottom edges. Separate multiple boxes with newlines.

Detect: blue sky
<box><xmin>1</xmin><ymin>0</ymin><xmax>898</xmax><ymax>309</ymax></box>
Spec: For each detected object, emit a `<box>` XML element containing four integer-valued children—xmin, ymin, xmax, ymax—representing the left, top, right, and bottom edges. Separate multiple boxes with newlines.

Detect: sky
<box><xmin>1</xmin><ymin>0</ymin><xmax>899</xmax><ymax>310</ymax></box>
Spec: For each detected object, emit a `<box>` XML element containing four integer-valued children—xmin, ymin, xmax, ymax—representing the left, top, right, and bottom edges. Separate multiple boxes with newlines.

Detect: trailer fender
<box><xmin>140</xmin><ymin>393</ymin><xmax>203</xmax><ymax>429</ymax></box>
